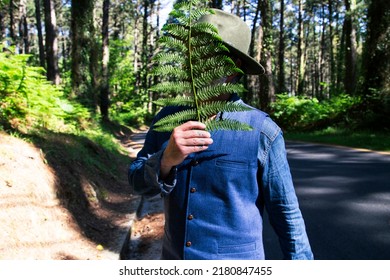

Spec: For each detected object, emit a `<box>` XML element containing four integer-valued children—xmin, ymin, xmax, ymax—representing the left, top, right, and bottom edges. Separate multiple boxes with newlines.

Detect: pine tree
<box><xmin>149</xmin><ymin>0</ymin><xmax>253</xmax><ymax>132</ymax></box>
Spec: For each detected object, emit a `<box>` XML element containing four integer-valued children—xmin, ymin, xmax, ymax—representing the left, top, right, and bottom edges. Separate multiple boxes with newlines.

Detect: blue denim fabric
<box><xmin>128</xmin><ymin>97</ymin><xmax>313</xmax><ymax>260</ymax></box>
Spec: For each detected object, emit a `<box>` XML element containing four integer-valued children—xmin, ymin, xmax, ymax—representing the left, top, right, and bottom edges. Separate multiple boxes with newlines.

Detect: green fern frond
<box><xmin>205</xmin><ymin>119</ymin><xmax>253</xmax><ymax>131</ymax></box>
<box><xmin>190</xmin><ymin>34</ymin><xmax>220</xmax><ymax>49</ymax></box>
<box><xmin>193</xmin><ymin>65</ymin><xmax>243</xmax><ymax>88</ymax></box>
<box><xmin>191</xmin><ymin>22</ymin><xmax>221</xmax><ymax>41</ymax></box>
<box><xmin>150</xmin><ymin>0</ymin><xmax>253</xmax><ymax>132</ymax></box>
<box><xmin>199</xmin><ymin>101</ymin><xmax>252</xmax><ymax>118</ymax></box>
<box><xmin>191</xmin><ymin>43</ymin><xmax>229</xmax><ymax>61</ymax></box>
<box><xmin>151</xmin><ymin>65</ymin><xmax>189</xmax><ymax>79</ymax></box>
<box><xmin>192</xmin><ymin>55</ymin><xmax>236</xmax><ymax>73</ymax></box>
<box><xmin>162</xmin><ymin>24</ymin><xmax>189</xmax><ymax>41</ymax></box>
<box><xmin>150</xmin><ymin>81</ymin><xmax>192</xmax><ymax>95</ymax></box>
<box><xmin>172</xmin><ymin>0</ymin><xmax>210</xmax><ymax>23</ymax></box>
<box><xmin>153</xmin><ymin>108</ymin><xmax>197</xmax><ymax>129</ymax></box>
<box><xmin>153</xmin><ymin>96</ymin><xmax>194</xmax><ymax>107</ymax></box>
<box><xmin>153</xmin><ymin>122</ymin><xmax>186</xmax><ymax>132</ymax></box>
<box><xmin>153</xmin><ymin>53</ymin><xmax>185</xmax><ymax>65</ymax></box>
<box><xmin>158</xmin><ymin>36</ymin><xmax>188</xmax><ymax>53</ymax></box>
<box><xmin>197</xmin><ymin>84</ymin><xmax>246</xmax><ymax>101</ymax></box>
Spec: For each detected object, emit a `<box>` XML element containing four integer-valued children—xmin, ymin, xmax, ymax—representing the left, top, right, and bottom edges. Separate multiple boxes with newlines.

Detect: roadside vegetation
<box><xmin>284</xmin><ymin>128</ymin><xmax>390</xmax><ymax>153</ymax></box>
<box><xmin>1</xmin><ymin>49</ymin><xmax>389</xmax><ymax>157</ymax></box>
<box><xmin>269</xmin><ymin>94</ymin><xmax>390</xmax><ymax>152</ymax></box>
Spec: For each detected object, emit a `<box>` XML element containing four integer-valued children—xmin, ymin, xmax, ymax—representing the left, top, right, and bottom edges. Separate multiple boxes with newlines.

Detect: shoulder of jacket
<box><xmin>239</xmin><ymin>104</ymin><xmax>279</xmax><ymax>135</ymax></box>
<box><xmin>260</xmin><ymin>116</ymin><xmax>282</xmax><ymax>143</ymax></box>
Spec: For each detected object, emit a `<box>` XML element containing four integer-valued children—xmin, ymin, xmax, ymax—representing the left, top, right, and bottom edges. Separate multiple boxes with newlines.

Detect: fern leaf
<box><xmin>193</xmin><ymin>65</ymin><xmax>243</xmax><ymax>88</ymax></box>
<box><xmin>153</xmin><ymin>108</ymin><xmax>197</xmax><ymax>129</ymax></box>
<box><xmin>149</xmin><ymin>81</ymin><xmax>192</xmax><ymax>95</ymax></box>
<box><xmin>151</xmin><ymin>65</ymin><xmax>189</xmax><ymax>80</ymax></box>
<box><xmin>197</xmin><ymin>84</ymin><xmax>246</xmax><ymax>101</ymax></box>
<box><xmin>158</xmin><ymin>36</ymin><xmax>188</xmax><ymax>53</ymax></box>
<box><xmin>154</xmin><ymin>122</ymin><xmax>186</xmax><ymax>133</ymax></box>
<box><xmin>150</xmin><ymin>0</ymin><xmax>253</xmax><ymax>132</ymax></box>
<box><xmin>191</xmin><ymin>43</ymin><xmax>230</xmax><ymax>61</ymax></box>
<box><xmin>162</xmin><ymin>24</ymin><xmax>189</xmax><ymax>41</ymax></box>
<box><xmin>153</xmin><ymin>96</ymin><xmax>194</xmax><ymax>107</ymax></box>
<box><xmin>192</xmin><ymin>55</ymin><xmax>236</xmax><ymax>73</ymax></box>
<box><xmin>205</xmin><ymin>119</ymin><xmax>253</xmax><ymax>131</ymax></box>
<box><xmin>192</xmin><ymin>22</ymin><xmax>219</xmax><ymax>36</ymax></box>
<box><xmin>153</xmin><ymin>53</ymin><xmax>185</xmax><ymax>65</ymax></box>
<box><xmin>199</xmin><ymin>101</ymin><xmax>252</xmax><ymax>119</ymax></box>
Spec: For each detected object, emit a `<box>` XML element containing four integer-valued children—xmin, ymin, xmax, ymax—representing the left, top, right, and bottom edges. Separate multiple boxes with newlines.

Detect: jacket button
<box><xmin>186</xmin><ymin>241</ymin><xmax>192</xmax><ymax>247</ymax></box>
<box><xmin>190</xmin><ymin>187</ymin><xmax>196</xmax><ymax>193</ymax></box>
<box><xmin>191</xmin><ymin>159</ymin><xmax>199</xmax><ymax>166</ymax></box>
<box><xmin>187</xmin><ymin>214</ymin><xmax>193</xmax><ymax>220</ymax></box>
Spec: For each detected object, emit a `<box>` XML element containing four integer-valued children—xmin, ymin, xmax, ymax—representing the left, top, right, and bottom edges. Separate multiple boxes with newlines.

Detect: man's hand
<box><xmin>160</xmin><ymin>121</ymin><xmax>213</xmax><ymax>179</ymax></box>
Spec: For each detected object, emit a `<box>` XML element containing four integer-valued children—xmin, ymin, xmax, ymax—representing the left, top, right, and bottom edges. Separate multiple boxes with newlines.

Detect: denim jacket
<box><xmin>128</xmin><ymin>95</ymin><xmax>313</xmax><ymax>260</ymax></box>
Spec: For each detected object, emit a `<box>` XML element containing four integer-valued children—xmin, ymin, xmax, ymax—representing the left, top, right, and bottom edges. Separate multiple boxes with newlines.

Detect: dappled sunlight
<box><xmin>342</xmin><ymin>192</ymin><xmax>390</xmax><ymax>217</ymax></box>
<box><xmin>297</xmin><ymin>185</ymin><xmax>351</xmax><ymax>196</ymax></box>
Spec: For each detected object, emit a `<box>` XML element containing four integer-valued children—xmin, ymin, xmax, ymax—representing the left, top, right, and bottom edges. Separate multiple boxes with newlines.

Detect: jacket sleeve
<box><xmin>259</xmin><ymin>118</ymin><xmax>314</xmax><ymax>260</ymax></box>
<box><xmin>128</xmin><ymin>125</ymin><xmax>177</xmax><ymax>197</ymax></box>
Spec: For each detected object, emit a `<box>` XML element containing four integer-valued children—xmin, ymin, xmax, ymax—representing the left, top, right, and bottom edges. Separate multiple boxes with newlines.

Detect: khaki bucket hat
<box><xmin>198</xmin><ymin>9</ymin><xmax>265</xmax><ymax>75</ymax></box>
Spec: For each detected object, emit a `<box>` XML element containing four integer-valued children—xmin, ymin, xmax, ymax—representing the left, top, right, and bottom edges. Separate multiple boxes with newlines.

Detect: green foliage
<box><xmin>285</xmin><ymin>128</ymin><xmax>390</xmax><ymax>152</ymax></box>
<box><xmin>149</xmin><ymin>0</ymin><xmax>252</xmax><ymax>132</ymax></box>
<box><xmin>108</xmin><ymin>38</ymin><xmax>149</xmax><ymax>126</ymax></box>
<box><xmin>0</xmin><ymin>48</ymin><xmax>91</xmax><ymax>133</ymax></box>
<box><xmin>270</xmin><ymin>93</ymin><xmax>361</xmax><ymax>132</ymax></box>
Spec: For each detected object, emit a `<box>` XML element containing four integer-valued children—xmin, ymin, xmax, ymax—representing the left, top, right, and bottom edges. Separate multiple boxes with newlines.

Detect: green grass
<box><xmin>284</xmin><ymin>127</ymin><xmax>390</xmax><ymax>153</ymax></box>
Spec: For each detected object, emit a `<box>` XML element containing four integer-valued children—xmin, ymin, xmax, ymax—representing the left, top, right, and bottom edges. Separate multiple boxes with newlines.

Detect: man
<box><xmin>128</xmin><ymin>9</ymin><xmax>313</xmax><ymax>260</ymax></box>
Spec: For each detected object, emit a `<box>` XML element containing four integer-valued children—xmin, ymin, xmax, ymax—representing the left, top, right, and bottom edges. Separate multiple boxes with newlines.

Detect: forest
<box><xmin>0</xmin><ymin>0</ymin><xmax>389</xmax><ymax>137</ymax></box>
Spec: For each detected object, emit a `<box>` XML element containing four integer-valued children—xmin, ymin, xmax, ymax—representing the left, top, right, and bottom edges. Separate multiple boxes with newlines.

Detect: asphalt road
<box><xmin>263</xmin><ymin>141</ymin><xmax>390</xmax><ymax>260</ymax></box>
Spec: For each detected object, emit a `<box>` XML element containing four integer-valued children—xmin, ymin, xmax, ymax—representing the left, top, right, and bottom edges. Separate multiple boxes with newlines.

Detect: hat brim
<box><xmin>225</xmin><ymin>43</ymin><xmax>265</xmax><ymax>75</ymax></box>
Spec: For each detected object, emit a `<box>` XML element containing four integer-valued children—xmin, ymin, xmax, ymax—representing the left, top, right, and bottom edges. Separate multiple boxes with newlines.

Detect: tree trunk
<box><xmin>277</xmin><ymin>0</ymin><xmax>286</xmax><ymax>93</ymax></box>
<box><xmin>9</xmin><ymin>0</ymin><xmax>16</xmax><ymax>45</ymax></box>
<box><xmin>362</xmin><ymin>0</ymin><xmax>390</xmax><ymax>97</ymax></box>
<box><xmin>88</xmin><ymin>3</ymin><xmax>100</xmax><ymax>109</ymax></box>
<box><xmin>43</xmin><ymin>0</ymin><xmax>60</xmax><ymax>85</ymax></box>
<box><xmin>133</xmin><ymin>0</ymin><xmax>141</xmax><ymax>80</ymax></box>
<box><xmin>318</xmin><ymin>3</ymin><xmax>327</xmax><ymax>100</ymax></box>
<box><xmin>296</xmin><ymin>0</ymin><xmax>306</xmax><ymax>95</ymax></box>
<box><xmin>34</xmin><ymin>0</ymin><xmax>45</xmax><ymax>68</ymax></box>
<box><xmin>259</xmin><ymin>0</ymin><xmax>275</xmax><ymax>111</ymax></box>
<box><xmin>328</xmin><ymin>0</ymin><xmax>336</xmax><ymax>96</ymax></box>
<box><xmin>18</xmin><ymin>0</ymin><xmax>29</xmax><ymax>54</ymax></box>
<box><xmin>70</xmin><ymin>0</ymin><xmax>92</xmax><ymax>96</ymax></box>
<box><xmin>334</xmin><ymin>0</ymin><xmax>343</xmax><ymax>94</ymax></box>
<box><xmin>70</xmin><ymin>1</ymin><xmax>82</xmax><ymax>95</ymax></box>
<box><xmin>149</xmin><ymin>0</ymin><xmax>162</xmax><ymax>115</ymax></box>
<box><xmin>0</xmin><ymin>5</ymin><xmax>5</xmax><ymax>40</ymax></box>
<box><xmin>141</xmin><ymin>0</ymin><xmax>150</xmax><ymax>111</ymax></box>
<box><xmin>100</xmin><ymin>0</ymin><xmax>110</xmax><ymax>120</ymax></box>
<box><xmin>245</xmin><ymin>0</ymin><xmax>262</xmax><ymax>105</ymax></box>
<box><xmin>344</xmin><ymin>0</ymin><xmax>357</xmax><ymax>95</ymax></box>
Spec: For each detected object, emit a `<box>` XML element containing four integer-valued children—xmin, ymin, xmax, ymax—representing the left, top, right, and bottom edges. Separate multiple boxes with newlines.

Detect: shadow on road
<box><xmin>264</xmin><ymin>141</ymin><xmax>390</xmax><ymax>260</ymax></box>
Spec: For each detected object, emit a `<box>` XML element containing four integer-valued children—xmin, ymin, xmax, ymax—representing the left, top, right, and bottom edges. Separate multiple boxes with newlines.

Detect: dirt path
<box><xmin>0</xmin><ymin>132</ymin><xmax>121</xmax><ymax>259</ymax></box>
<box><xmin>119</xmin><ymin>128</ymin><xmax>164</xmax><ymax>260</ymax></box>
<box><xmin>0</xmin><ymin>128</ymin><xmax>163</xmax><ymax>260</ymax></box>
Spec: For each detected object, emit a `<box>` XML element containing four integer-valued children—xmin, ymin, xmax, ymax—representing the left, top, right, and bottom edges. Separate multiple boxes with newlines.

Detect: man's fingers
<box><xmin>179</xmin><ymin>121</ymin><xmax>207</xmax><ymax>131</ymax></box>
<box><xmin>190</xmin><ymin>137</ymin><xmax>213</xmax><ymax>146</ymax></box>
<box><xmin>192</xmin><ymin>130</ymin><xmax>211</xmax><ymax>138</ymax></box>
<box><xmin>193</xmin><ymin>145</ymin><xmax>207</xmax><ymax>152</ymax></box>
<box><xmin>173</xmin><ymin>121</ymin><xmax>211</xmax><ymax>139</ymax></box>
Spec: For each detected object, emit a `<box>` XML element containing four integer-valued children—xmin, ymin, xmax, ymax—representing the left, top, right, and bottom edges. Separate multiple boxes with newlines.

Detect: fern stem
<box><xmin>188</xmin><ymin>1</ymin><xmax>201</xmax><ymax>122</ymax></box>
